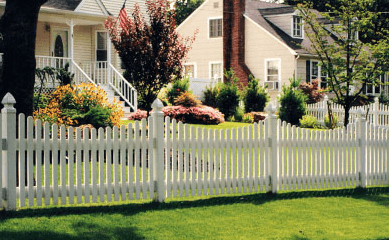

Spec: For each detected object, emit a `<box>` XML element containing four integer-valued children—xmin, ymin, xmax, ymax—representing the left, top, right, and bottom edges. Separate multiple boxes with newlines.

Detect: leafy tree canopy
<box><xmin>105</xmin><ymin>0</ymin><xmax>197</xmax><ymax>111</ymax></box>
<box><xmin>298</xmin><ymin>0</ymin><xmax>389</xmax><ymax>126</ymax></box>
<box><xmin>175</xmin><ymin>0</ymin><xmax>204</xmax><ymax>26</ymax></box>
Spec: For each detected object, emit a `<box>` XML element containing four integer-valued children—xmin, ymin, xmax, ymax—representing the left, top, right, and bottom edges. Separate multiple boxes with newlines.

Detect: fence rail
<box><xmin>307</xmin><ymin>96</ymin><xmax>389</xmax><ymax>126</ymax></box>
<box><xmin>1</xmin><ymin>95</ymin><xmax>388</xmax><ymax>211</ymax></box>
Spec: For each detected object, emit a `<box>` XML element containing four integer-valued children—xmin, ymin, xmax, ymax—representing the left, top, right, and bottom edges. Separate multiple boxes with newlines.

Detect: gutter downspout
<box><xmin>294</xmin><ymin>53</ymin><xmax>300</xmax><ymax>80</ymax></box>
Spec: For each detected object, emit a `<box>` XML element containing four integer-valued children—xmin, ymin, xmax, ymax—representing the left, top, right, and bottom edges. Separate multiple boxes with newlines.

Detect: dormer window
<box><xmin>293</xmin><ymin>16</ymin><xmax>303</xmax><ymax>38</ymax></box>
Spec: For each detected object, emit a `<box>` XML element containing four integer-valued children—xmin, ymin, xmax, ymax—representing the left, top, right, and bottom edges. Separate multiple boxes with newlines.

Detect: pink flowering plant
<box><xmin>129</xmin><ymin>105</ymin><xmax>224</xmax><ymax>124</ymax></box>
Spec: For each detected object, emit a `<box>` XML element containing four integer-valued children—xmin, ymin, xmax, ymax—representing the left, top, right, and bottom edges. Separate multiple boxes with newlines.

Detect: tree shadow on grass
<box><xmin>1</xmin><ymin>186</ymin><xmax>388</xmax><ymax>221</ymax></box>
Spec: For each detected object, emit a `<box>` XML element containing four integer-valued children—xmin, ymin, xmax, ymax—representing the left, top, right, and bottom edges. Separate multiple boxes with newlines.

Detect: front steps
<box><xmin>99</xmin><ymin>84</ymin><xmax>134</xmax><ymax>119</ymax></box>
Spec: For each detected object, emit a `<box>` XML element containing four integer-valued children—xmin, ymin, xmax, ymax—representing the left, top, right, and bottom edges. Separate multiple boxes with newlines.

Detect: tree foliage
<box><xmin>286</xmin><ymin>0</ymin><xmax>389</xmax><ymax>43</ymax></box>
<box><xmin>298</xmin><ymin>0</ymin><xmax>389</xmax><ymax>126</ymax></box>
<box><xmin>278</xmin><ymin>78</ymin><xmax>307</xmax><ymax>126</ymax></box>
<box><xmin>175</xmin><ymin>0</ymin><xmax>204</xmax><ymax>25</ymax></box>
<box><xmin>105</xmin><ymin>0</ymin><xmax>196</xmax><ymax>111</ymax></box>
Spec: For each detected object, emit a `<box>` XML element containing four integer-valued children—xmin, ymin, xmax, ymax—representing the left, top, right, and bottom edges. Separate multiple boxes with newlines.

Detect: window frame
<box><xmin>183</xmin><ymin>62</ymin><xmax>197</xmax><ymax>78</ymax></box>
<box><xmin>292</xmin><ymin>15</ymin><xmax>303</xmax><ymax>39</ymax></box>
<box><xmin>306</xmin><ymin>60</ymin><xmax>327</xmax><ymax>88</ymax></box>
<box><xmin>95</xmin><ymin>30</ymin><xmax>108</xmax><ymax>62</ymax></box>
<box><xmin>209</xmin><ymin>61</ymin><xmax>223</xmax><ymax>83</ymax></box>
<box><xmin>264</xmin><ymin>58</ymin><xmax>281</xmax><ymax>91</ymax></box>
<box><xmin>208</xmin><ymin>17</ymin><xmax>223</xmax><ymax>39</ymax></box>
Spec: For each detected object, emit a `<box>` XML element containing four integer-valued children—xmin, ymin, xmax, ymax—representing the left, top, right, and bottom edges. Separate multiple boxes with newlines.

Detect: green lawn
<box><xmin>1</xmin><ymin>187</ymin><xmax>388</xmax><ymax>240</ymax></box>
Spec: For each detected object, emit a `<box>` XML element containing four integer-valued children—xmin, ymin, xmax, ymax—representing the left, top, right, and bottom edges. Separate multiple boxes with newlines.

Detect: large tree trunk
<box><xmin>0</xmin><ymin>0</ymin><xmax>48</xmax><ymax>116</ymax></box>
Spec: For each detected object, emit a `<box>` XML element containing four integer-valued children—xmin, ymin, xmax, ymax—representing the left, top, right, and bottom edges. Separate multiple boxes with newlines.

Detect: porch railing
<box><xmin>81</xmin><ymin>61</ymin><xmax>108</xmax><ymax>85</ymax></box>
<box><xmin>35</xmin><ymin>56</ymin><xmax>94</xmax><ymax>91</ymax></box>
<box><xmin>108</xmin><ymin>63</ymin><xmax>137</xmax><ymax>111</ymax></box>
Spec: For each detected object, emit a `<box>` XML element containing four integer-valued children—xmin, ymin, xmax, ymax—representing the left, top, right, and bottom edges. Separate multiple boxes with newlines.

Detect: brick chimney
<box><xmin>223</xmin><ymin>0</ymin><xmax>253</xmax><ymax>86</ymax></box>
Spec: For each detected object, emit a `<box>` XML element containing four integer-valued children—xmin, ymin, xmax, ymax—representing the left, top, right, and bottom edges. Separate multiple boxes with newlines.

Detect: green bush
<box><xmin>278</xmin><ymin>78</ymin><xmax>307</xmax><ymax>125</ymax></box>
<box><xmin>202</xmin><ymin>84</ymin><xmax>219</xmax><ymax>108</ymax></box>
<box><xmin>228</xmin><ymin>107</ymin><xmax>244</xmax><ymax>122</ymax></box>
<box><xmin>216</xmin><ymin>69</ymin><xmax>240</xmax><ymax>119</ymax></box>
<box><xmin>324</xmin><ymin>114</ymin><xmax>338</xmax><ymax>129</ymax></box>
<box><xmin>216</xmin><ymin>82</ymin><xmax>240</xmax><ymax>119</ymax></box>
<box><xmin>174</xmin><ymin>91</ymin><xmax>201</xmax><ymax>107</ymax></box>
<box><xmin>243</xmin><ymin>75</ymin><xmax>269</xmax><ymax>112</ymax></box>
<box><xmin>299</xmin><ymin>115</ymin><xmax>319</xmax><ymax>128</ymax></box>
<box><xmin>379</xmin><ymin>92</ymin><xmax>389</xmax><ymax>105</ymax></box>
<box><xmin>166</xmin><ymin>76</ymin><xmax>191</xmax><ymax>105</ymax></box>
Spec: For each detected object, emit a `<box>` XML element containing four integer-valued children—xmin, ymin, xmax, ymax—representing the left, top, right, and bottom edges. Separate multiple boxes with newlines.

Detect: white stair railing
<box><xmin>81</xmin><ymin>61</ymin><xmax>108</xmax><ymax>85</ymax></box>
<box><xmin>71</xmin><ymin>60</ymin><xmax>94</xmax><ymax>85</ymax></box>
<box><xmin>108</xmin><ymin>63</ymin><xmax>137</xmax><ymax>111</ymax></box>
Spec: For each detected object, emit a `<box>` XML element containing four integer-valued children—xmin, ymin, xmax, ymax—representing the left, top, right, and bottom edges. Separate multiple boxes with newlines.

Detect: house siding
<box><xmin>245</xmin><ymin>16</ymin><xmax>296</xmax><ymax>100</ymax></box>
<box><xmin>76</xmin><ymin>0</ymin><xmax>105</xmax><ymax>15</ymax></box>
<box><xmin>177</xmin><ymin>0</ymin><xmax>223</xmax><ymax>80</ymax></box>
<box><xmin>36</xmin><ymin>22</ymin><xmax>51</xmax><ymax>56</ymax></box>
<box><xmin>74</xmin><ymin>25</ymin><xmax>93</xmax><ymax>65</ymax></box>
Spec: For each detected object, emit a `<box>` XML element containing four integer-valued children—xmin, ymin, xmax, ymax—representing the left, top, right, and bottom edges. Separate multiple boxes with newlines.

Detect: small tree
<box><xmin>298</xmin><ymin>79</ymin><xmax>324</xmax><ymax>104</ymax></box>
<box><xmin>243</xmin><ymin>75</ymin><xmax>269</xmax><ymax>112</ymax></box>
<box><xmin>216</xmin><ymin>68</ymin><xmax>240</xmax><ymax>119</ymax></box>
<box><xmin>298</xmin><ymin>0</ymin><xmax>389</xmax><ymax>126</ymax></box>
<box><xmin>278</xmin><ymin>78</ymin><xmax>307</xmax><ymax>125</ymax></box>
<box><xmin>105</xmin><ymin>0</ymin><xmax>196</xmax><ymax>112</ymax></box>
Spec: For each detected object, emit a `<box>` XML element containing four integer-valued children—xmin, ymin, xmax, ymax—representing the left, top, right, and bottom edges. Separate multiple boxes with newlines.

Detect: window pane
<box><xmin>97</xmin><ymin>32</ymin><xmax>107</xmax><ymax>50</ymax></box>
<box><xmin>211</xmin><ymin>63</ymin><xmax>221</xmax><ymax>80</ymax></box>
<box><xmin>312</xmin><ymin>62</ymin><xmax>319</xmax><ymax>79</ymax></box>
<box><xmin>210</xmin><ymin>19</ymin><xmax>222</xmax><ymax>38</ymax></box>
<box><xmin>184</xmin><ymin>65</ymin><xmax>194</xmax><ymax>77</ymax></box>
<box><xmin>266</xmin><ymin>60</ymin><xmax>280</xmax><ymax>84</ymax></box>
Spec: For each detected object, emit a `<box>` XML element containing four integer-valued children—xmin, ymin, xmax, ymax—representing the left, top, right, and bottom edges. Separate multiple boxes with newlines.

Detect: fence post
<box><xmin>373</xmin><ymin>97</ymin><xmax>379</xmax><ymax>126</ymax></box>
<box><xmin>266</xmin><ymin>103</ymin><xmax>278</xmax><ymax>194</ymax></box>
<box><xmin>151</xmin><ymin>99</ymin><xmax>165</xmax><ymax>202</ymax></box>
<box><xmin>1</xmin><ymin>93</ymin><xmax>17</xmax><ymax>211</ymax></box>
<box><xmin>356</xmin><ymin>108</ymin><xmax>367</xmax><ymax>188</ymax></box>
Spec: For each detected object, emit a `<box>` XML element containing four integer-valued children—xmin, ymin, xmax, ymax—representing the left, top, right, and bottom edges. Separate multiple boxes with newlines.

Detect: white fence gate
<box><xmin>1</xmin><ymin>93</ymin><xmax>389</xmax><ymax>211</ymax></box>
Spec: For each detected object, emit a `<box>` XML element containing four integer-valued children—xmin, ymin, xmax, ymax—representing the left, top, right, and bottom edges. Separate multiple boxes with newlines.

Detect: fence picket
<box><xmin>215</xmin><ymin>129</ymin><xmax>220</xmax><ymax>195</ymax></box>
<box><xmin>18</xmin><ymin>114</ymin><xmax>26</xmax><ymax>207</ymax></box>
<box><xmin>68</xmin><ymin>127</ymin><xmax>75</xmax><ymax>204</ymax></box>
<box><xmin>141</xmin><ymin>120</ymin><xmax>147</xmax><ymax>199</ymax></box>
<box><xmin>76</xmin><ymin>128</ymin><xmax>82</xmax><ymax>204</ymax></box>
<box><xmin>196</xmin><ymin>127</ymin><xmax>202</xmax><ymax>196</ymax></box>
<box><xmin>27</xmin><ymin>117</ymin><xmax>34</xmax><ymax>206</ymax></box>
<box><xmin>209</xmin><ymin>129</ymin><xmax>214</xmax><ymax>195</ymax></box>
<box><xmin>190</xmin><ymin>126</ymin><xmax>195</xmax><ymax>196</ymax></box>
<box><xmin>120</xmin><ymin>126</ymin><xmax>126</xmax><ymax>201</ymax></box>
<box><xmin>171</xmin><ymin>119</ymin><xmax>177</xmax><ymax>197</ymax></box>
<box><xmin>134</xmin><ymin>122</ymin><xmax>140</xmax><ymax>199</ymax></box>
<box><xmin>60</xmin><ymin>125</ymin><xmax>67</xmax><ymax>205</ymax></box>
<box><xmin>91</xmin><ymin>128</ymin><xmax>98</xmax><ymax>203</ymax></box>
<box><xmin>52</xmin><ymin>124</ymin><xmax>59</xmax><ymax>205</ymax></box>
<box><xmin>166</xmin><ymin>118</ymin><xmax>172</xmax><ymax>198</ymax></box>
<box><xmin>178</xmin><ymin>122</ymin><xmax>183</xmax><ymax>197</ymax></box>
<box><xmin>126</xmin><ymin>124</ymin><xmax>134</xmax><ymax>200</ymax></box>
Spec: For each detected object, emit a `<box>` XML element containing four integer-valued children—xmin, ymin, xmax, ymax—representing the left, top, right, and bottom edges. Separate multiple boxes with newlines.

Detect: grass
<box><xmin>1</xmin><ymin>187</ymin><xmax>389</xmax><ymax>239</ymax></box>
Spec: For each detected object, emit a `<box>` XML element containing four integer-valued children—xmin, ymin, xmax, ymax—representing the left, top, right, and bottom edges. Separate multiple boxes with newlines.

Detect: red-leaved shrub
<box><xmin>129</xmin><ymin>105</ymin><xmax>225</xmax><ymax>124</ymax></box>
<box><xmin>163</xmin><ymin>105</ymin><xmax>224</xmax><ymax>124</ymax></box>
<box><xmin>128</xmin><ymin>109</ymin><xmax>148</xmax><ymax>120</ymax></box>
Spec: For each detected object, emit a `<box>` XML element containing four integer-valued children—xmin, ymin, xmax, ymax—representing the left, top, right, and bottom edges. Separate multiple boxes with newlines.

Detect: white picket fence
<box><xmin>1</xmin><ymin>93</ymin><xmax>389</xmax><ymax>211</ymax></box>
<box><xmin>307</xmin><ymin>96</ymin><xmax>389</xmax><ymax>126</ymax></box>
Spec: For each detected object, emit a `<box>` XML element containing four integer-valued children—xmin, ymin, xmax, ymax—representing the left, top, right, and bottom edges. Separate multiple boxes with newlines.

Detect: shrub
<box><xmin>379</xmin><ymin>92</ymin><xmax>389</xmax><ymax>105</ymax></box>
<box><xmin>128</xmin><ymin>109</ymin><xmax>148</xmax><ymax>121</ymax></box>
<box><xmin>298</xmin><ymin>79</ymin><xmax>324</xmax><ymax>104</ymax></box>
<box><xmin>166</xmin><ymin>76</ymin><xmax>191</xmax><ymax>105</ymax></box>
<box><xmin>216</xmin><ymin>81</ymin><xmax>240</xmax><ymax>119</ymax></box>
<box><xmin>278</xmin><ymin>78</ymin><xmax>307</xmax><ymax>125</ymax></box>
<box><xmin>242</xmin><ymin>113</ymin><xmax>254</xmax><ymax>123</ymax></box>
<box><xmin>33</xmin><ymin>83</ymin><xmax>124</xmax><ymax>128</ymax></box>
<box><xmin>163</xmin><ymin>105</ymin><xmax>224</xmax><ymax>124</ymax></box>
<box><xmin>202</xmin><ymin>84</ymin><xmax>219</xmax><ymax>108</ymax></box>
<box><xmin>324</xmin><ymin>114</ymin><xmax>338</xmax><ymax>129</ymax></box>
<box><xmin>228</xmin><ymin>107</ymin><xmax>244</xmax><ymax>122</ymax></box>
<box><xmin>299</xmin><ymin>115</ymin><xmax>319</xmax><ymax>129</ymax></box>
<box><xmin>174</xmin><ymin>91</ymin><xmax>201</xmax><ymax>107</ymax></box>
<box><xmin>243</xmin><ymin>75</ymin><xmax>269</xmax><ymax>112</ymax></box>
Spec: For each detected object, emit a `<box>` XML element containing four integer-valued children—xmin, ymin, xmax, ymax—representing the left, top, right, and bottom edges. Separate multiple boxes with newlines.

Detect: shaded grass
<box><xmin>1</xmin><ymin>187</ymin><xmax>389</xmax><ymax>240</ymax></box>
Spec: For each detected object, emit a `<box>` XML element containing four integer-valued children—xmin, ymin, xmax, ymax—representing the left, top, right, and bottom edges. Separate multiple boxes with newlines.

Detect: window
<box><xmin>96</xmin><ymin>31</ymin><xmax>107</xmax><ymax>62</ymax></box>
<box><xmin>210</xmin><ymin>62</ymin><xmax>222</xmax><ymax>83</ymax></box>
<box><xmin>366</xmin><ymin>74</ymin><xmax>388</xmax><ymax>95</ymax></box>
<box><xmin>265</xmin><ymin>59</ymin><xmax>280</xmax><ymax>90</ymax></box>
<box><xmin>293</xmin><ymin>16</ymin><xmax>303</xmax><ymax>38</ymax></box>
<box><xmin>306</xmin><ymin>60</ymin><xmax>327</xmax><ymax>88</ymax></box>
<box><xmin>209</xmin><ymin>18</ymin><xmax>222</xmax><ymax>38</ymax></box>
<box><xmin>183</xmin><ymin>64</ymin><xmax>195</xmax><ymax>78</ymax></box>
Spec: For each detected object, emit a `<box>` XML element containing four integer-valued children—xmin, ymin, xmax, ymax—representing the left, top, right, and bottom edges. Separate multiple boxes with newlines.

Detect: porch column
<box><xmin>67</xmin><ymin>19</ymin><xmax>75</xmax><ymax>72</ymax></box>
<box><xmin>107</xmin><ymin>33</ymin><xmax>112</xmax><ymax>85</ymax></box>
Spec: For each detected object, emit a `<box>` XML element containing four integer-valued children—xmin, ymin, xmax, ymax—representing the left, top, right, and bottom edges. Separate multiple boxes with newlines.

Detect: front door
<box><xmin>51</xmin><ymin>30</ymin><xmax>69</xmax><ymax>68</ymax></box>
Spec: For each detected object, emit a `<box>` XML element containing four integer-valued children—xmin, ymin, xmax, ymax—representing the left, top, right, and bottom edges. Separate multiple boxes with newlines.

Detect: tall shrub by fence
<box><xmin>1</xmin><ymin>93</ymin><xmax>389</xmax><ymax>211</ymax></box>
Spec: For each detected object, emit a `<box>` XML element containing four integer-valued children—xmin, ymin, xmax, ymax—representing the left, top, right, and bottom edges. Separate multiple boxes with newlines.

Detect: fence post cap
<box><xmin>266</xmin><ymin>103</ymin><xmax>277</xmax><ymax>115</ymax></box>
<box><xmin>357</xmin><ymin>108</ymin><xmax>365</xmax><ymax>118</ymax></box>
<box><xmin>1</xmin><ymin>92</ymin><xmax>16</xmax><ymax>106</ymax></box>
<box><xmin>151</xmin><ymin>98</ymin><xmax>164</xmax><ymax>111</ymax></box>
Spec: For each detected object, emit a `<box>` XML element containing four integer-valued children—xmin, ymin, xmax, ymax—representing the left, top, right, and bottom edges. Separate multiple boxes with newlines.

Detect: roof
<box><xmin>43</xmin><ymin>0</ymin><xmax>83</xmax><ymax>11</ymax></box>
<box><xmin>0</xmin><ymin>0</ymin><xmax>83</xmax><ymax>11</ymax></box>
<box><xmin>245</xmin><ymin>0</ymin><xmax>317</xmax><ymax>55</ymax></box>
